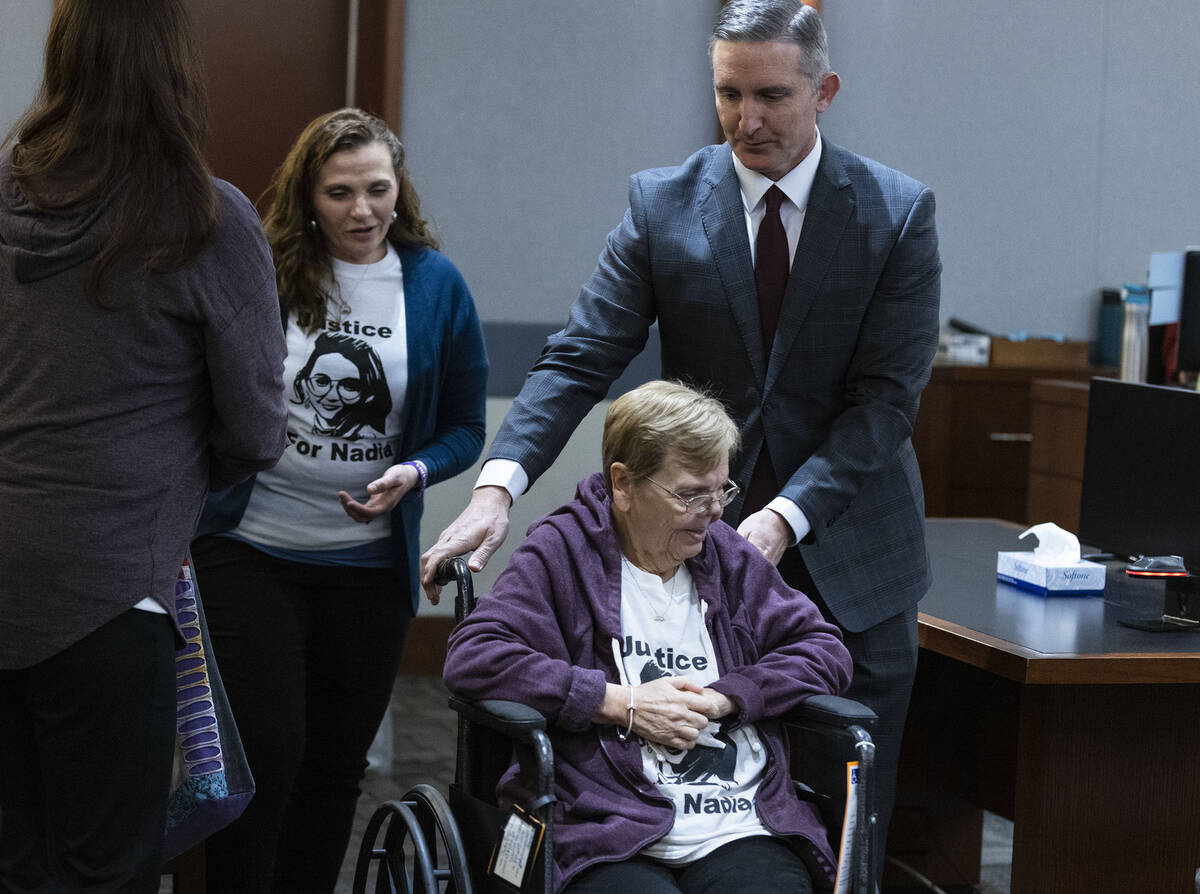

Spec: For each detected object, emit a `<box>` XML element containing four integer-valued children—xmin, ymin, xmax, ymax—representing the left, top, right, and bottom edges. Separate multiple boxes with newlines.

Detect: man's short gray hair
<box><xmin>710</xmin><ymin>0</ymin><xmax>831</xmax><ymax>89</ymax></box>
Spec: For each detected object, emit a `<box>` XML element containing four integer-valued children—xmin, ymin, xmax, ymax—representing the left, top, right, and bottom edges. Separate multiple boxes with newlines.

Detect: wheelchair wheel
<box><xmin>352</xmin><ymin>800</ymin><xmax>437</xmax><ymax>894</ymax></box>
<box><xmin>402</xmin><ymin>784</ymin><xmax>474</xmax><ymax>894</ymax></box>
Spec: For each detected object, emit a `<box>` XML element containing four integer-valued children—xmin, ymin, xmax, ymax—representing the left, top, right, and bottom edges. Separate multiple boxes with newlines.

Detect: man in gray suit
<box><xmin>423</xmin><ymin>0</ymin><xmax>940</xmax><ymax>870</ymax></box>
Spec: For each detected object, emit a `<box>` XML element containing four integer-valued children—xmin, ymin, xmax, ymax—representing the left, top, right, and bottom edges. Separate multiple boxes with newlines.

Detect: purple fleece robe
<box><xmin>444</xmin><ymin>472</ymin><xmax>853</xmax><ymax>891</ymax></box>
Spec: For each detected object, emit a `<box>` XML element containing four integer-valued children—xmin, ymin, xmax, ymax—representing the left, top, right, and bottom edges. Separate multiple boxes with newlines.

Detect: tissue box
<box><xmin>996</xmin><ymin>552</ymin><xmax>1106</xmax><ymax>596</ymax></box>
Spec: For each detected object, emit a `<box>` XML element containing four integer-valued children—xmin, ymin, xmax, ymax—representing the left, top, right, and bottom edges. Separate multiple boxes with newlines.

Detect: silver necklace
<box><xmin>622</xmin><ymin>556</ymin><xmax>681</xmax><ymax>622</ymax></box>
<box><xmin>331</xmin><ymin>259</ymin><xmax>373</xmax><ymax>320</ymax></box>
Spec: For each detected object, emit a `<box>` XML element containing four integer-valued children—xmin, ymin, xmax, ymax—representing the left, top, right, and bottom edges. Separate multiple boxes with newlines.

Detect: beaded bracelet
<box><xmin>401</xmin><ymin>459</ymin><xmax>428</xmax><ymax>494</ymax></box>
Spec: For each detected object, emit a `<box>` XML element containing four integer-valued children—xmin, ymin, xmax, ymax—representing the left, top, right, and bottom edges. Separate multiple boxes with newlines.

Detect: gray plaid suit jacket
<box><xmin>490</xmin><ymin>140</ymin><xmax>941</xmax><ymax>632</ymax></box>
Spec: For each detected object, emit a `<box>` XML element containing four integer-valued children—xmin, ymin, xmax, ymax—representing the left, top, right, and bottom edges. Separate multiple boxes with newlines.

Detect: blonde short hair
<box><xmin>602</xmin><ymin>381</ymin><xmax>740</xmax><ymax>488</ymax></box>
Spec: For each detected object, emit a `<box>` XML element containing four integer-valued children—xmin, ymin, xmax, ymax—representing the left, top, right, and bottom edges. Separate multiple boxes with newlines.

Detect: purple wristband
<box><xmin>402</xmin><ymin>460</ymin><xmax>428</xmax><ymax>494</ymax></box>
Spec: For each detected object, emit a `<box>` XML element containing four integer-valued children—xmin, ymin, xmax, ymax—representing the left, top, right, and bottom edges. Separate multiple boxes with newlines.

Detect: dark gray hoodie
<box><xmin>0</xmin><ymin>153</ymin><xmax>287</xmax><ymax>668</ymax></box>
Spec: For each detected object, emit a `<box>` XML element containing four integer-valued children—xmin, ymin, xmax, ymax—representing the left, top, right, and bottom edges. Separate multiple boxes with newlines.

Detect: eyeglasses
<box><xmin>306</xmin><ymin>373</ymin><xmax>363</xmax><ymax>403</ymax></box>
<box><xmin>643</xmin><ymin>476</ymin><xmax>740</xmax><ymax>515</ymax></box>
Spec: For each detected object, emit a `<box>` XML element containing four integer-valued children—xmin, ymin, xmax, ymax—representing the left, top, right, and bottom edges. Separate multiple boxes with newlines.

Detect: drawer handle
<box><xmin>988</xmin><ymin>432</ymin><xmax>1033</xmax><ymax>442</ymax></box>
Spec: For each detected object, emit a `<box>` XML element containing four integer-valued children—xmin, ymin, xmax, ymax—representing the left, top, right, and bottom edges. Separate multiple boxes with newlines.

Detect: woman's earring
<box><xmin>391</xmin><ymin>211</ymin><xmax>398</xmax><ymax>223</ymax></box>
<box><xmin>307</xmin><ymin>219</ymin><xmax>317</xmax><ymax>232</ymax></box>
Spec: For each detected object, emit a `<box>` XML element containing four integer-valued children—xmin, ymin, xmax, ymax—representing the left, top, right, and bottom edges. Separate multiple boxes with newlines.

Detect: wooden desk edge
<box><xmin>918</xmin><ymin>612</ymin><xmax>1200</xmax><ymax>684</ymax></box>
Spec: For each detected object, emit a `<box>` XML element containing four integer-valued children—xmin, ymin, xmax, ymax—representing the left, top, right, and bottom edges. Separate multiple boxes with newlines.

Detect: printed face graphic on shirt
<box><xmin>639</xmin><ymin>660</ymin><xmax>738</xmax><ymax>789</ymax></box>
<box><xmin>292</xmin><ymin>331</ymin><xmax>392</xmax><ymax>439</ymax></box>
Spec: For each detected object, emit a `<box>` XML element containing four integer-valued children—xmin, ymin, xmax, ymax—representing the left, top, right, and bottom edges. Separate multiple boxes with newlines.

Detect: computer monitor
<box><xmin>1177</xmin><ymin>249</ymin><xmax>1200</xmax><ymax>373</ymax></box>
<box><xmin>1078</xmin><ymin>378</ymin><xmax>1200</xmax><ymax>570</ymax></box>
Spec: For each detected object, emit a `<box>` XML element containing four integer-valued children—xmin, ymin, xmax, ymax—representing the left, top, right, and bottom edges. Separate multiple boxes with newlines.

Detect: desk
<box><xmin>890</xmin><ymin>518</ymin><xmax>1200</xmax><ymax>893</ymax></box>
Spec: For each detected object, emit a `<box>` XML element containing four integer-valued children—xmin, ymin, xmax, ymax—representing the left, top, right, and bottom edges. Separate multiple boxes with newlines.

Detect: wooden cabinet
<box><xmin>1027</xmin><ymin>379</ymin><xmax>1090</xmax><ymax>531</ymax></box>
<box><xmin>913</xmin><ymin>366</ymin><xmax>1100</xmax><ymax>523</ymax></box>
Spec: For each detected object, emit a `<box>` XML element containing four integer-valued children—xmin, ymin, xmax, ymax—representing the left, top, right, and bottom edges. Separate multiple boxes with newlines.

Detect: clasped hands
<box><xmin>598</xmin><ymin>676</ymin><xmax>735</xmax><ymax>750</ymax></box>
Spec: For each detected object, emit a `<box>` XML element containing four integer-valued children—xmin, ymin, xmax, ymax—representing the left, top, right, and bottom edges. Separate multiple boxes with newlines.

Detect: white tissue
<box><xmin>1018</xmin><ymin>522</ymin><xmax>1082</xmax><ymax>564</ymax></box>
<box><xmin>998</xmin><ymin>522</ymin><xmax>1105</xmax><ymax>595</ymax></box>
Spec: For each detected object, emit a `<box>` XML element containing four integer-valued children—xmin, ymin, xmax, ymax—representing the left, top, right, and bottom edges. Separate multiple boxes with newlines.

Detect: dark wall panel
<box><xmin>189</xmin><ymin>0</ymin><xmax>348</xmax><ymax>204</ymax></box>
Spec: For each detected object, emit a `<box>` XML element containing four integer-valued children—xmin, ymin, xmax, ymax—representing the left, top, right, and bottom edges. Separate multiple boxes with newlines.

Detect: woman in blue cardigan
<box><xmin>191</xmin><ymin>108</ymin><xmax>487</xmax><ymax>894</ymax></box>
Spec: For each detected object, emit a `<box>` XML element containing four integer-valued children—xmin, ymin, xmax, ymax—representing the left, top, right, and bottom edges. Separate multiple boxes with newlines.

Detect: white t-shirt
<box><xmin>617</xmin><ymin>559</ymin><xmax>771</xmax><ymax>865</ymax></box>
<box><xmin>233</xmin><ymin>245</ymin><xmax>408</xmax><ymax>551</ymax></box>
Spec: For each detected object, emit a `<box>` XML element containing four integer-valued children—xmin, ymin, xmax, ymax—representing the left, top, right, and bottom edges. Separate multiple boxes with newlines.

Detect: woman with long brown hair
<box><xmin>191</xmin><ymin>108</ymin><xmax>487</xmax><ymax>893</ymax></box>
<box><xmin>0</xmin><ymin>1</ymin><xmax>288</xmax><ymax>891</ymax></box>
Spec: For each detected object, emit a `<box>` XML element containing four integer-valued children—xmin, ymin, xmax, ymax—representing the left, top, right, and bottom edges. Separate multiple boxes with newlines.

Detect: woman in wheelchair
<box><xmin>444</xmin><ymin>380</ymin><xmax>853</xmax><ymax>893</ymax></box>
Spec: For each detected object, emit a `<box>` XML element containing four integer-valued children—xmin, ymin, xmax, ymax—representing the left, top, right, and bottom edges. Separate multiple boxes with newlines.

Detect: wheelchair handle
<box><xmin>434</xmin><ymin>557</ymin><xmax>476</xmax><ymax>620</ymax></box>
<box><xmin>433</xmin><ymin>556</ymin><xmax>470</xmax><ymax>587</ymax></box>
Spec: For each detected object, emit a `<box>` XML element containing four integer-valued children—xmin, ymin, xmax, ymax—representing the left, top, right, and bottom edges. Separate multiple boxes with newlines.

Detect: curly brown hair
<box><xmin>260</xmin><ymin>108</ymin><xmax>438</xmax><ymax>333</ymax></box>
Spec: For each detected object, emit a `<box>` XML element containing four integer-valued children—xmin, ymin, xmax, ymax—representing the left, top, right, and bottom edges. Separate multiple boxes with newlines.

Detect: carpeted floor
<box><xmin>335</xmin><ymin>675</ymin><xmax>459</xmax><ymax>893</ymax></box>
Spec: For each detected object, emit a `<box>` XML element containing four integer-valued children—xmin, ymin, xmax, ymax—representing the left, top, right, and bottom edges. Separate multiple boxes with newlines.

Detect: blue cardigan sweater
<box><xmin>197</xmin><ymin>244</ymin><xmax>487</xmax><ymax>612</ymax></box>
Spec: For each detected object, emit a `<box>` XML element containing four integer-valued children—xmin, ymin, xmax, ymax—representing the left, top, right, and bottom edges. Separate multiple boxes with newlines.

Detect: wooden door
<box><xmin>187</xmin><ymin>0</ymin><xmax>405</xmax><ymax>206</ymax></box>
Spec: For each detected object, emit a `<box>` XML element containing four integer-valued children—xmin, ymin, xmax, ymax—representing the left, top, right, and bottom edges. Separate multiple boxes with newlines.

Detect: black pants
<box><xmin>563</xmin><ymin>836</ymin><xmax>814</xmax><ymax>894</ymax></box>
<box><xmin>0</xmin><ymin>610</ymin><xmax>176</xmax><ymax>894</ymax></box>
<box><xmin>778</xmin><ymin>550</ymin><xmax>919</xmax><ymax>885</ymax></box>
<box><xmin>190</xmin><ymin>537</ymin><xmax>412</xmax><ymax>894</ymax></box>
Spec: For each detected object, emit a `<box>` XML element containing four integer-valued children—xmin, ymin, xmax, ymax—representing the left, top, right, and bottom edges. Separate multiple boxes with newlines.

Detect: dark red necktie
<box><xmin>745</xmin><ymin>185</ymin><xmax>789</xmax><ymax>517</ymax></box>
<box><xmin>754</xmin><ymin>185</ymin><xmax>789</xmax><ymax>355</ymax></box>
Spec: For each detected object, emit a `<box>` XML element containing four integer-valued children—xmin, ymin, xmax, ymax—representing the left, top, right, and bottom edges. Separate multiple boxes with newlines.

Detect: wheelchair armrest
<box><xmin>448</xmin><ymin>695</ymin><xmax>547</xmax><ymax>742</ymax></box>
<box><xmin>782</xmin><ymin>694</ymin><xmax>877</xmax><ymax>731</ymax></box>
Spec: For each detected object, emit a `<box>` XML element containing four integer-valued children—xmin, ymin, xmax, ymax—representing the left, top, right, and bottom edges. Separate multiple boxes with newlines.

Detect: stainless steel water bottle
<box><xmin>1119</xmin><ymin>286</ymin><xmax>1150</xmax><ymax>383</ymax></box>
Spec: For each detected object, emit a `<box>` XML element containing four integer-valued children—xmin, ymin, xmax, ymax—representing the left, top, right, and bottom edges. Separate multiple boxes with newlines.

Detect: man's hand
<box><xmin>337</xmin><ymin>463</ymin><xmax>420</xmax><ymax>524</ymax></box>
<box><xmin>736</xmin><ymin>507</ymin><xmax>790</xmax><ymax>566</ymax></box>
<box><xmin>419</xmin><ymin>485</ymin><xmax>512</xmax><ymax>604</ymax></box>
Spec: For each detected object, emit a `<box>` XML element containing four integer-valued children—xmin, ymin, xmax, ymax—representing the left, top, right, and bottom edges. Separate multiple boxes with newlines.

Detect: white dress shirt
<box><xmin>732</xmin><ymin>128</ymin><xmax>822</xmax><ymax>272</ymax></box>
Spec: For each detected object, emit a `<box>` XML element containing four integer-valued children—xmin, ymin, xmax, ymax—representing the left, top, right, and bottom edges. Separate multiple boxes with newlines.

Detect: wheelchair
<box><xmin>353</xmin><ymin>558</ymin><xmax>878</xmax><ymax>894</ymax></box>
